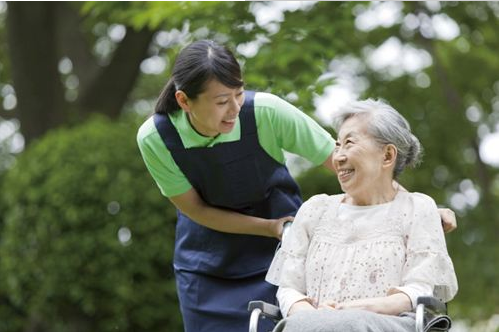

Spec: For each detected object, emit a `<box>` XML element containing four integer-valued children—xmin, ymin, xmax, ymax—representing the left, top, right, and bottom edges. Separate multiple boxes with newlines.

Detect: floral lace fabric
<box><xmin>266</xmin><ymin>192</ymin><xmax>458</xmax><ymax>315</ymax></box>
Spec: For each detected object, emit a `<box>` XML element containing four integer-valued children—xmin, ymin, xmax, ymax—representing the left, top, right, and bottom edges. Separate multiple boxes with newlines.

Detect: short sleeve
<box><xmin>391</xmin><ymin>193</ymin><xmax>458</xmax><ymax>307</ymax></box>
<box><xmin>254</xmin><ymin>93</ymin><xmax>335</xmax><ymax>166</ymax></box>
<box><xmin>136</xmin><ymin>117</ymin><xmax>192</xmax><ymax>197</ymax></box>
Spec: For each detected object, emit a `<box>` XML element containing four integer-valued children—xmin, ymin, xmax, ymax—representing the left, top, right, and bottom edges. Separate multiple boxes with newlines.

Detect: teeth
<box><xmin>338</xmin><ymin>169</ymin><xmax>354</xmax><ymax>176</ymax></box>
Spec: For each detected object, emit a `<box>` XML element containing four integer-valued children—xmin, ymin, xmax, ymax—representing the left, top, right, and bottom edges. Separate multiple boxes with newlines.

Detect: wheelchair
<box><xmin>248</xmin><ymin>296</ymin><xmax>451</xmax><ymax>332</ymax></box>
<box><xmin>248</xmin><ymin>223</ymin><xmax>452</xmax><ymax>332</ymax></box>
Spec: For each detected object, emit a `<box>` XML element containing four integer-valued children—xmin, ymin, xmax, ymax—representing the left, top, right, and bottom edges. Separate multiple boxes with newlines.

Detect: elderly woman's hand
<box><xmin>288</xmin><ymin>299</ymin><xmax>317</xmax><ymax>316</ymax></box>
<box><xmin>321</xmin><ymin>293</ymin><xmax>412</xmax><ymax>316</ymax></box>
<box><xmin>438</xmin><ymin>208</ymin><xmax>457</xmax><ymax>233</ymax></box>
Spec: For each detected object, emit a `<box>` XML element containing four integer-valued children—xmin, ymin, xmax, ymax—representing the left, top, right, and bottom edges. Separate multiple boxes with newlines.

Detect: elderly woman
<box><xmin>265</xmin><ymin>99</ymin><xmax>458</xmax><ymax>332</ymax></box>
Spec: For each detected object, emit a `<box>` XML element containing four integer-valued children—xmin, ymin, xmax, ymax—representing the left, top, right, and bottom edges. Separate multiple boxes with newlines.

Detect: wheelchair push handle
<box><xmin>282</xmin><ymin>220</ymin><xmax>293</xmax><ymax>240</ymax></box>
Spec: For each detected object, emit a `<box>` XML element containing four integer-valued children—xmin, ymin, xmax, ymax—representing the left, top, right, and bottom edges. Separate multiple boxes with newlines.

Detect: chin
<box><xmin>339</xmin><ymin>185</ymin><xmax>349</xmax><ymax>194</ymax></box>
<box><xmin>219</xmin><ymin>125</ymin><xmax>233</xmax><ymax>133</ymax></box>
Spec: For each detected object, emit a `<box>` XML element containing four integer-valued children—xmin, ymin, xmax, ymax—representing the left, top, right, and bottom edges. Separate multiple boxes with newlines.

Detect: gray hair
<box><xmin>332</xmin><ymin>99</ymin><xmax>423</xmax><ymax>177</ymax></box>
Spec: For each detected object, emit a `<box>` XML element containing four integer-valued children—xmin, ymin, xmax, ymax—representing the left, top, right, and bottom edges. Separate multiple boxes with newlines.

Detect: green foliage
<box><xmin>0</xmin><ymin>116</ymin><xmax>182</xmax><ymax>331</ymax></box>
<box><xmin>296</xmin><ymin>166</ymin><xmax>341</xmax><ymax>200</ymax></box>
<box><xmin>244</xmin><ymin>1</ymin><xmax>357</xmax><ymax>113</ymax></box>
<box><xmin>1</xmin><ymin>1</ymin><xmax>497</xmax><ymax>329</ymax></box>
<box><xmin>358</xmin><ymin>2</ymin><xmax>499</xmax><ymax>322</ymax></box>
<box><xmin>82</xmin><ymin>2</ymin><xmax>209</xmax><ymax>30</ymax></box>
<box><xmin>81</xmin><ymin>1</ymin><xmax>258</xmax><ymax>37</ymax></box>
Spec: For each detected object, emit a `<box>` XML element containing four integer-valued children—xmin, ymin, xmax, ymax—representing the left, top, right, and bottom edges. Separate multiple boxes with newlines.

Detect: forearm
<box><xmin>334</xmin><ymin>293</ymin><xmax>412</xmax><ymax>315</ymax></box>
<box><xmin>277</xmin><ymin>287</ymin><xmax>311</xmax><ymax>317</ymax></box>
<box><xmin>169</xmin><ymin>188</ymin><xmax>288</xmax><ymax>238</ymax></box>
<box><xmin>187</xmin><ymin>203</ymin><xmax>274</xmax><ymax>237</ymax></box>
<box><xmin>376</xmin><ymin>293</ymin><xmax>412</xmax><ymax>315</ymax></box>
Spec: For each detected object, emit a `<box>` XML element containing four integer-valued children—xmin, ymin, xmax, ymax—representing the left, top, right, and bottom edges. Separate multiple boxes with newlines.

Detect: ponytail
<box><xmin>155</xmin><ymin>78</ymin><xmax>179</xmax><ymax>115</ymax></box>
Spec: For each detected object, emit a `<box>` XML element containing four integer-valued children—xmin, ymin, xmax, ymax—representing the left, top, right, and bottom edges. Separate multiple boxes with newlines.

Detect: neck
<box><xmin>344</xmin><ymin>182</ymin><xmax>398</xmax><ymax>206</ymax></box>
<box><xmin>187</xmin><ymin>113</ymin><xmax>219</xmax><ymax>138</ymax></box>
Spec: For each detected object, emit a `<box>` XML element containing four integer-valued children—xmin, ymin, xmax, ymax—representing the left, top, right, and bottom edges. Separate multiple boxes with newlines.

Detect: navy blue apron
<box><xmin>154</xmin><ymin>91</ymin><xmax>302</xmax><ymax>332</ymax></box>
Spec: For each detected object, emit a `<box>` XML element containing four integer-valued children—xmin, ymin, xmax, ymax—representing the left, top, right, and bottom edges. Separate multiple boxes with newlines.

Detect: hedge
<box><xmin>0</xmin><ymin>116</ymin><xmax>183</xmax><ymax>332</ymax></box>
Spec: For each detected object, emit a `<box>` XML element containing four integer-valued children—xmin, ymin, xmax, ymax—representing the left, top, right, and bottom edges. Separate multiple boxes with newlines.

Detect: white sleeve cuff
<box><xmin>390</xmin><ymin>283</ymin><xmax>433</xmax><ymax>309</ymax></box>
<box><xmin>276</xmin><ymin>287</ymin><xmax>309</xmax><ymax>318</ymax></box>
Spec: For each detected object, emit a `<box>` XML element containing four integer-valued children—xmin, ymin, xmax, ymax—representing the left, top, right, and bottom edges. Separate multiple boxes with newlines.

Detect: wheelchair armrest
<box><xmin>248</xmin><ymin>301</ymin><xmax>282</xmax><ymax>332</ymax></box>
<box><xmin>248</xmin><ymin>300</ymin><xmax>282</xmax><ymax>320</ymax></box>
<box><xmin>417</xmin><ymin>296</ymin><xmax>447</xmax><ymax>314</ymax></box>
<box><xmin>415</xmin><ymin>297</ymin><xmax>451</xmax><ymax>332</ymax></box>
<box><xmin>248</xmin><ymin>224</ymin><xmax>290</xmax><ymax>332</ymax></box>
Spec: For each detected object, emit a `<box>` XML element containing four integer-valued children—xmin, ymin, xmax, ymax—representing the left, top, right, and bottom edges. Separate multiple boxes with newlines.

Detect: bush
<box><xmin>0</xmin><ymin>116</ymin><xmax>182</xmax><ymax>332</ymax></box>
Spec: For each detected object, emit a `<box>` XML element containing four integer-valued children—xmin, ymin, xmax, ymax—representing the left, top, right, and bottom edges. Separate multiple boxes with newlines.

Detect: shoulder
<box><xmin>253</xmin><ymin>91</ymin><xmax>320</xmax><ymax>129</ymax></box>
<box><xmin>254</xmin><ymin>91</ymin><xmax>299</xmax><ymax>116</ymax></box>
<box><xmin>305</xmin><ymin>193</ymin><xmax>343</xmax><ymax>205</ymax></box>
<box><xmin>298</xmin><ymin>193</ymin><xmax>342</xmax><ymax>215</ymax></box>
<box><xmin>303</xmin><ymin>193</ymin><xmax>329</xmax><ymax>205</ymax></box>
<box><xmin>136</xmin><ymin>116</ymin><xmax>158</xmax><ymax>145</ymax></box>
<box><xmin>136</xmin><ymin>116</ymin><xmax>169</xmax><ymax>160</ymax></box>
<box><xmin>294</xmin><ymin>194</ymin><xmax>342</xmax><ymax>232</ymax></box>
<box><xmin>398</xmin><ymin>192</ymin><xmax>440</xmax><ymax>225</ymax></box>
<box><xmin>406</xmin><ymin>192</ymin><xmax>438</xmax><ymax>210</ymax></box>
<box><xmin>254</xmin><ymin>91</ymin><xmax>281</xmax><ymax>108</ymax></box>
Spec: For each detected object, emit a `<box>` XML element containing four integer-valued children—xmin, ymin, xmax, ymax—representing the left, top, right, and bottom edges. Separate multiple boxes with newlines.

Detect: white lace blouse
<box><xmin>265</xmin><ymin>191</ymin><xmax>458</xmax><ymax>317</ymax></box>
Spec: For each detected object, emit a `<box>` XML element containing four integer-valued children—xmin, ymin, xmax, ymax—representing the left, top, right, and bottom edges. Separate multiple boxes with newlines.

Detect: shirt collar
<box><xmin>169</xmin><ymin>111</ymin><xmax>241</xmax><ymax>148</ymax></box>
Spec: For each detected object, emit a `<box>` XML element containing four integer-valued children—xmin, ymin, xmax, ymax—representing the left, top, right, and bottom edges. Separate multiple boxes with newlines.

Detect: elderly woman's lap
<box><xmin>273</xmin><ymin>309</ymin><xmax>415</xmax><ymax>332</ymax></box>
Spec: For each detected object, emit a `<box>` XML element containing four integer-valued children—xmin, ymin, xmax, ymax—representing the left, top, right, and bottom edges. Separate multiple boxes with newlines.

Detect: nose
<box><xmin>333</xmin><ymin>149</ymin><xmax>347</xmax><ymax>164</ymax></box>
<box><xmin>229</xmin><ymin>96</ymin><xmax>242</xmax><ymax>116</ymax></box>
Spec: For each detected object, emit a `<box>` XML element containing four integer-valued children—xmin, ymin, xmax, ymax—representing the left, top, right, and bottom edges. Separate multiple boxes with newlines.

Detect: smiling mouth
<box><xmin>338</xmin><ymin>169</ymin><xmax>354</xmax><ymax>180</ymax></box>
<box><xmin>222</xmin><ymin>118</ymin><xmax>236</xmax><ymax>124</ymax></box>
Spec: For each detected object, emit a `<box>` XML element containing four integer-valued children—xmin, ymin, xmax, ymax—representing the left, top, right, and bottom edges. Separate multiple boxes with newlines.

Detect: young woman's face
<box><xmin>333</xmin><ymin>116</ymin><xmax>388</xmax><ymax>198</ymax></box>
<box><xmin>185</xmin><ymin>79</ymin><xmax>245</xmax><ymax>137</ymax></box>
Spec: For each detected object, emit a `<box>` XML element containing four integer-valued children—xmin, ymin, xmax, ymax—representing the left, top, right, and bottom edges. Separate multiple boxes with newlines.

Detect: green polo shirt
<box><xmin>137</xmin><ymin>92</ymin><xmax>335</xmax><ymax>197</ymax></box>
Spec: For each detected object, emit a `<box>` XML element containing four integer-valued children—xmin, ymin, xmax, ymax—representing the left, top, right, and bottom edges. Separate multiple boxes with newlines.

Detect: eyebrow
<box><xmin>212</xmin><ymin>88</ymin><xmax>244</xmax><ymax>99</ymax></box>
<box><xmin>213</xmin><ymin>93</ymin><xmax>231</xmax><ymax>99</ymax></box>
<box><xmin>337</xmin><ymin>131</ymin><xmax>359</xmax><ymax>141</ymax></box>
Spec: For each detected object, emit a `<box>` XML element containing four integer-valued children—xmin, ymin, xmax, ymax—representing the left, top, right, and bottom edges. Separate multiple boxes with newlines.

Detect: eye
<box><xmin>235</xmin><ymin>91</ymin><xmax>245</xmax><ymax>102</ymax></box>
<box><xmin>217</xmin><ymin>100</ymin><xmax>229</xmax><ymax>105</ymax></box>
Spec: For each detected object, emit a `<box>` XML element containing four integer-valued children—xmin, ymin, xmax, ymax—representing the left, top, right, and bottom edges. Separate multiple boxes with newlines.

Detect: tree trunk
<box><xmin>54</xmin><ymin>2</ymin><xmax>100</xmax><ymax>97</ymax></box>
<box><xmin>5</xmin><ymin>2</ymin><xmax>156</xmax><ymax>144</ymax></box>
<box><xmin>77</xmin><ymin>27</ymin><xmax>156</xmax><ymax>118</ymax></box>
<box><xmin>6</xmin><ymin>2</ymin><xmax>67</xmax><ymax>144</ymax></box>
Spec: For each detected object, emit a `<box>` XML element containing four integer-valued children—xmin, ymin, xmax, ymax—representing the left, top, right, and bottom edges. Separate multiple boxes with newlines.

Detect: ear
<box><xmin>174</xmin><ymin>90</ymin><xmax>190</xmax><ymax>113</ymax></box>
<box><xmin>382</xmin><ymin>144</ymin><xmax>397</xmax><ymax>168</ymax></box>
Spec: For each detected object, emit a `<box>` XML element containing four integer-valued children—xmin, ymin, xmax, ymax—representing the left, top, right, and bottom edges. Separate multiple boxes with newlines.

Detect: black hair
<box><xmin>155</xmin><ymin>40</ymin><xmax>244</xmax><ymax>114</ymax></box>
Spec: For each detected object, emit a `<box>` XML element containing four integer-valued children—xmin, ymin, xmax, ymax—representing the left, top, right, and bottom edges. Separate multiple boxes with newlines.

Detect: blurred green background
<box><xmin>0</xmin><ymin>2</ymin><xmax>498</xmax><ymax>331</ymax></box>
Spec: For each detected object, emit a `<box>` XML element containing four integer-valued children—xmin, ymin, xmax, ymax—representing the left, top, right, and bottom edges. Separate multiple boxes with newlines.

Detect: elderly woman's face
<box><xmin>333</xmin><ymin>116</ymin><xmax>387</xmax><ymax>195</ymax></box>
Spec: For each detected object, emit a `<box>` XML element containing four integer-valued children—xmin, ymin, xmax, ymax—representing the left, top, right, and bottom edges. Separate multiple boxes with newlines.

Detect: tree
<box><xmin>270</xmin><ymin>2</ymin><xmax>499</xmax><ymax>323</ymax></box>
<box><xmin>3</xmin><ymin>2</ymin><xmax>155</xmax><ymax>143</ymax></box>
<box><xmin>0</xmin><ymin>1</ymin><xmax>498</xmax><ymax>329</ymax></box>
<box><xmin>1</xmin><ymin>2</ymin><xmax>264</xmax><ymax>146</ymax></box>
<box><xmin>0</xmin><ymin>116</ymin><xmax>182</xmax><ymax>332</ymax></box>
